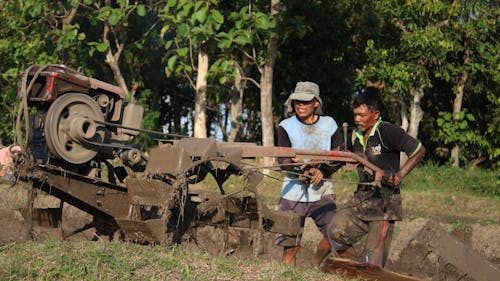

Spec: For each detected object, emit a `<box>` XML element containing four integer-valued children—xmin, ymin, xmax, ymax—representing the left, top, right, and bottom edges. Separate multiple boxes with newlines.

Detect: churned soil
<box><xmin>1</xmin><ymin>181</ymin><xmax>499</xmax><ymax>280</ymax></box>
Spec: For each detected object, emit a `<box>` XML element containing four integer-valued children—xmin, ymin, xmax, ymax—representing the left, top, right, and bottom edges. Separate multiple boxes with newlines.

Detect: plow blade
<box><xmin>115</xmin><ymin>217</ymin><xmax>167</xmax><ymax>243</ymax></box>
<box><xmin>126</xmin><ymin>178</ymin><xmax>174</xmax><ymax>206</ymax></box>
<box><xmin>323</xmin><ymin>258</ymin><xmax>422</xmax><ymax>281</ymax></box>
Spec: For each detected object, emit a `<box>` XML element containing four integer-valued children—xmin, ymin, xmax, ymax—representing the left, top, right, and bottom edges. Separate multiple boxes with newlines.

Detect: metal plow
<box><xmin>16</xmin><ymin>65</ymin><xmax>361</xmax><ymax>251</ymax></box>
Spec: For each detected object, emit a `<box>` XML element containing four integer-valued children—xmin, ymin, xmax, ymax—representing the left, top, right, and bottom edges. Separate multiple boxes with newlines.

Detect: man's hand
<box><xmin>298</xmin><ymin>166</ymin><xmax>324</xmax><ymax>186</ymax></box>
<box><xmin>309</xmin><ymin>167</ymin><xmax>324</xmax><ymax>186</ymax></box>
<box><xmin>387</xmin><ymin>172</ymin><xmax>403</xmax><ymax>186</ymax></box>
<box><xmin>293</xmin><ymin>158</ymin><xmax>324</xmax><ymax>186</ymax></box>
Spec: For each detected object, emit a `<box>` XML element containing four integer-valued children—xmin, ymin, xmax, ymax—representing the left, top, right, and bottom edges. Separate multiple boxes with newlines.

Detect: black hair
<box><xmin>351</xmin><ymin>87</ymin><xmax>381</xmax><ymax>111</ymax></box>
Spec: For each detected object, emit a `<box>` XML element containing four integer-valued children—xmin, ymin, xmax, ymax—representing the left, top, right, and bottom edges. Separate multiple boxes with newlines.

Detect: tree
<box><xmin>432</xmin><ymin>1</ymin><xmax>499</xmax><ymax>166</ymax></box>
<box><xmin>161</xmin><ymin>0</ymin><xmax>225</xmax><ymax>138</ymax></box>
<box><xmin>162</xmin><ymin>0</ymin><xmax>277</xmax><ymax>143</ymax></box>
<box><xmin>357</xmin><ymin>0</ymin><xmax>449</xmax><ymax>140</ymax></box>
<box><xmin>273</xmin><ymin>0</ymin><xmax>384</xmax><ymax>129</ymax></box>
<box><xmin>67</xmin><ymin>0</ymin><xmax>164</xmax><ymax>148</ymax></box>
<box><xmin>215</xmin><ymin>2</ymin><xmax>278</xmax><ymax>143</ymax></box>
<box><xmin>358</xmin><ymin>0</ymin><xmax>499</xmax><ymax>167</ymax></box>
<box><xmin>0</xmin><ymin>0</ymin><xmax>164</xmax><ymax>146</ymax></box>
<box><xmin>260</xmin><ymin>0</ymin><xmax>279</xmax><ymax>151</ymax></box>
<box><xmin>0</xmin><ymin>0</ymin><xmax>87</xmax><ymax>144</ymax></box>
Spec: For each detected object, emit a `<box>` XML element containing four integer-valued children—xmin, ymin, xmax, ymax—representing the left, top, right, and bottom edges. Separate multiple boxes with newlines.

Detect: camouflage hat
<box><xmin>284</xmin><ymin>81</ymin><xmax>324</xmax><ymax>115</ymax></box>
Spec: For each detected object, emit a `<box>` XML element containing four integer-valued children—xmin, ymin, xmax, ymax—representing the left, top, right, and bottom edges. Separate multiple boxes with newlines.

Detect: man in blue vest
<box><xmin>325</xmin><ymin>87</ymin><xmax>425</xmax><ymax>268</ymax></box>
<box><xmin>276</xmin><ymin>81</ymin><xmax>344</xmax><ymax>265</ymax></box>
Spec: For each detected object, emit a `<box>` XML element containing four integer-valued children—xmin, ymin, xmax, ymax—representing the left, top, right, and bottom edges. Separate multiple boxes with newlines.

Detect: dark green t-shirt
<box><xmin>348</xmin><ymin>120</ymin><xmax>422</xmax><ymax>221</ymax></box>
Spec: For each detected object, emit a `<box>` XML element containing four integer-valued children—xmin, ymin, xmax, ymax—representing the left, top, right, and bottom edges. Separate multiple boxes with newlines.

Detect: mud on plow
<box><xmin>12</xmin><ymin>65</ymin><xmax>382</xmax><ymax>249</ymax></box>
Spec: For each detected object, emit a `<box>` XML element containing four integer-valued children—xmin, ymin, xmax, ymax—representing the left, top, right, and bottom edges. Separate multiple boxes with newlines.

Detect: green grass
<box><xmin>402</xmin><ymin>162</ymin><xmax>499</xmax><ymax>198</ymax></box>
<box><xmin>0</xmin><ymin>240</ymin><xmax>348</xmax><ymax>281</ymax></box>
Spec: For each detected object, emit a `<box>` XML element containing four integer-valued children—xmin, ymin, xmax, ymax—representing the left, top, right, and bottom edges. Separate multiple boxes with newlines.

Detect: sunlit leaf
<box><xmin>166</xmin><ymin>0</ymin><xmax>178</xmax><ymax>8</ymax></box>
<box><xmin>177</xmin><ymin>23</ymin><xmax>190</xmax><ymax>38</ymax></box>
<box><xmin>195</xmin><ymin>7</ymin><xmax>208</xmax><ymax>23</ymax></box>
<box><xmin>108</xmin><ymin>9</ymin><xmax>123</xmax><ymax>26</ymax></box>
<box><xmin>137</xmin><ymin>5</ymin><xmax>146</xmax><ymax>16</ymax></box>
<box><xmin>177</xmin><ymin>47</ymin><xmax>189</xmax><ymax>57</ymax></box>
<box><xmin>96</xmin><ymin>42</ymin><xmax>108</xmax><ymax>52</ymax></box>
<box><xmin>211</xmin><ymin>10</ymin><xmax>224</xmax><ymax>24</ymax></box>
<box><xmin>234</xmin><ymin>34</ymin><xmax>251</xmax><ymax>46</ymax></box>
<box><xmin>167</xmin><ymin>55</ymin><xmax>178</xmax><ymax>70</ymax></box>
<box><xmin>160</xmin><ymin>25</ymin><xmax>170</xmax><ymax>38</ymax></box>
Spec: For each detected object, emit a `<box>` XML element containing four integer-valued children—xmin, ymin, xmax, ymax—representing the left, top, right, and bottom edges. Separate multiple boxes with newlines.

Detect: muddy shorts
<box><xmin>326</xmin><ymin>206</ymin><xmax>394</xmax><ymax>266</ymax></box>
<box><xmin>275</xmin><ymin>194</ymin><xmax>336</xmax><ymax>247</ymax></box>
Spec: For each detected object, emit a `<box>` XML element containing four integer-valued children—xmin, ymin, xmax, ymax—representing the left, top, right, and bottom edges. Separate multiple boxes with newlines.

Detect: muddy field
<box><xmin>1</xmin><ymin>180</ymin><xmax>499</xmax><ymax>280</ymax></box>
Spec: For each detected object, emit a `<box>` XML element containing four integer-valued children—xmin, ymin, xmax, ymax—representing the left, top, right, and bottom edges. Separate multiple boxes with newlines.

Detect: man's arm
<box><xmin>317</xmin><ymin>130</ymin><xmax>345</xmax><ymax>178</ymax></box>
<box><xmin>277</xmin><ymin>126</ymin><xmax>295</xmax><ymax>172</ymax></box>
<box><xmin>388</xmin><ymin>144</ymin><xmax>426</xmax><ymax>186</ymax></box>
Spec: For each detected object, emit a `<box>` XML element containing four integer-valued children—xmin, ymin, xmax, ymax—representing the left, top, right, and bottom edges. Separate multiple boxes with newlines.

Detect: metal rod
<box><xmin>94</xmin><ymin>120</ymin><xmax>189</xmax><ymax>139</ymax></box>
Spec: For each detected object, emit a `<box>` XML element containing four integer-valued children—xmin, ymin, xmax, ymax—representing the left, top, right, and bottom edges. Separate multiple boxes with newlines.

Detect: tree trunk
<box><xmin>260</xmin><ymin>0</ymin><xmax>280</xmax><ymax>168</ymax></box>
<box><xmin>229</xmin><ymin>64</ymin><xmax>245</xmax><ymax>142</ymax></box>
<box><xmin>398</xmin><ymin>99</ymin><xmax>410</xmax><ymax>167</ymax></box>
<box><xmin>172</xmin><ymin>94</ymin><xmax>182</xmax><ymax>134</ymax></box>
<box><xmin>103</xmin><ymin>24</ymin><xmax>129</xmax><ymax>95</ymax></box>
<box><xmin>260</xmin><ymin>60</ymin><xmax>275</xmax><ymax>147</ymax></box>
<box><xmin>407</xmin><ymin>87</ymin><xmax>424</xmax><ymax>139</ymax></box>
<box><xmin>451</xmin><ymin>70</ymin><xmax>468</xmax><ymax>167</ymax></box>
<box><xmin>398</xmin><ymin>100</ymin><xmax>409</xmax><ymax>132</ymax></box>
<box><xmin>194</xmin><ymin>46</ymin><xmax>208</xmax><ymax>138</ymax></box>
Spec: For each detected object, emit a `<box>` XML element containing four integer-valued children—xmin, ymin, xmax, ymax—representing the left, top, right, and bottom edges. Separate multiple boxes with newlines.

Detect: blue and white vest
<box><xmin>279</xmin><ymin>115</ymin><xmax>338</xmax><ymax>202</ymax></box>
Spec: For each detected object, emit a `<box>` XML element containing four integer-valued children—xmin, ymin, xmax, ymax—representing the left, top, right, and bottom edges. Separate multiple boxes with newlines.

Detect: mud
<box><xmin>1</xmin><ymin>182</ymin><xmax>499</xmax><ymax>281</ymax></box>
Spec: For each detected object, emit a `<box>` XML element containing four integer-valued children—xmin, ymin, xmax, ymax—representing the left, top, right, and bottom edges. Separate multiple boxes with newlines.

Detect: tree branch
<box><xmin>240</xmin><ymin>77</ymin><xmax>261</xmax><ymax>89</ymax></box>
<box><xmin>174</xmin><ymin>41</ymin><xmax>195</xmax><ymax>88</ymax></box>
<box><xmin>189</xmin><ymin>37</ymin><xmax>196</xmax><ymax>72</ymax></box>
<box><xmin>103</xmin><ymin>24</ymin><xmax>129</xmax><ymax>94</ymax></box>
<box><xmin>62</xmin><ymin>2</ymin><xmax>79</xmax><ymax>27</ymax></box>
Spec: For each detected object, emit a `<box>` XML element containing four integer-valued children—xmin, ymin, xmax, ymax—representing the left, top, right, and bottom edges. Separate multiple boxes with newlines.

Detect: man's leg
<box><xmin>309</xmin><ymin>194</ymin><xmax>337</xmax><ymax>266</ymax></box>
<box><xmin>326</xmin><ymin>208</ymin><xmax>368</xmax><ymax>258</ymax></box>
<box><xmin>312</xmin><ymin>233</ymin><xmax>357</xmax><ymax>266</ymax></box>
<box><xmin>337</xmin><ymin>246</ymin><xmax>357</xmax><ymax>259</ymax></box>
<box><xmin>275</xmin><ymin>198</ymin><xmax>307</xmax><ymax>266</ymax></box>
<box><xmin>312</xmin><ymin>235</ymin><xmax>331</xmax><ymax>266</ymax></box>
<box><xmin>362</xmin><ymin>220</ymin><xmax>394</xmax><ymax>267</ymax></box>
<box><xmin>283</xmin><ymin>245</ymin><xmax>301</xmax><ymax>265</ymax></box>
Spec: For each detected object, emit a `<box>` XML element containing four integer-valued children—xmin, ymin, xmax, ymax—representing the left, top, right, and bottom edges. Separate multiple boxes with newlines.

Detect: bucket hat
<box><xmin>284</xmin><ymin>81</ymin><xmax>324</xmax><ymax>115</ymax></box>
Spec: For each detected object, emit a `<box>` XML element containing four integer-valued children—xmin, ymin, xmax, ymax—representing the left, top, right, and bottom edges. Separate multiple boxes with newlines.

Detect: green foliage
<box><xmin>135</xmin><ymin>89</ymin><xmax>160</xmax><ymax>150</ymax></box>
<box><xmin>0</xmin><ymin>1</ymin><xmax>68</xmax><ymax>144</ymax></box>
<box><xmin>433</xmin><ymin>109</ymin><xmax>490</xmax><ymax>164</ymax></box>
<box><xmin>357</xmin><ymin>0</ymin><xmax>499</xmax><ymax>168</ymax></box>
<box><xmin>160</xmin><ymin>1</ymin><xmax>275</xmax><ymax>83</ymax></box>
<box><xmin>87</xmin><ymin>1</ymin><xmax>148</xmax><ymax>57</ymax></box>
<box><xmin>0</xmin><ymin>0</ymin><xmax>497</xmax><ymax>169</ymax></box>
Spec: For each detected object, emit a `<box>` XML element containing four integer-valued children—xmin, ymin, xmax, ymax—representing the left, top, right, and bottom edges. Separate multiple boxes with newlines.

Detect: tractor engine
<box><xmin>17</xmin><ymin>64</ymin><xmax>143</xmax><ymax>166</ymax></box>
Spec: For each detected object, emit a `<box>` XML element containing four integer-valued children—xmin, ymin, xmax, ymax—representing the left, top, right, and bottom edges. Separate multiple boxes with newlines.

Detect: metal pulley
<box><xmin>120</xmin><ymin>149</ymin><xmax>142</xmax><ymax>165</ymax></box>
<box><xmin>44</xmin><ymin>93</ymin><xmax>104</xmax><ymax>164</ymax></box>
<box><xmin>67</xmin><ymin>116</ymin><xmax>98</xmax><ymax>142</ymax></box>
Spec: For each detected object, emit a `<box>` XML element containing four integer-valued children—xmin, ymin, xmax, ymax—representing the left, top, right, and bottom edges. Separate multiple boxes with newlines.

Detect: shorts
<box><xmin>326</xmin><ymin>206</ymin><xmax>394</xmax><ymax>266</ymax></box>
<box><xmin>275</xmin><ymin>194</ymin><xmax>336</xmax><ymax>247</ymax></box>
